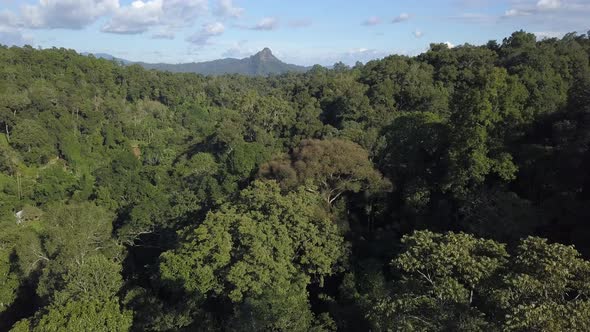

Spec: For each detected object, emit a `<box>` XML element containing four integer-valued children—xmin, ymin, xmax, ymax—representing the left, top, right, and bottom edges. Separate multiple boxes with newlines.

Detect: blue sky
<box><xmin>0</xmin><ymin>0</ymin><xmax>589</xmax><ymax>65</ymax></box>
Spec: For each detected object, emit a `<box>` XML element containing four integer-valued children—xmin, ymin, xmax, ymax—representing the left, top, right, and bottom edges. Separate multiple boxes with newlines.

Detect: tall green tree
<box><xmin>367</xmin><ymin>231</ymin><xmax>590</xmax><ymax>332</ymax></box>
<box><xmin>160</xmin><ymin>180</ymin><xmax>346</xmax><ymax>330</ymax></box>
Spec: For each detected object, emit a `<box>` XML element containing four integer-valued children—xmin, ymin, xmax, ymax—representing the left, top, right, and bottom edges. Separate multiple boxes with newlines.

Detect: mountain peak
<box><xmin>91</xmin><ymin>46</ymin><xmax>309</xmax><ymax>76</ymax></box>
<box><xmin>253</xmin><ymin>47</ymin><xmax>276</xmax><ymax>61</ymax></box>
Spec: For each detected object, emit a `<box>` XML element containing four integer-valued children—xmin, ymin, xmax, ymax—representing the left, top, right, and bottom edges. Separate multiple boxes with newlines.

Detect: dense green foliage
<box><xmin>1</xmin><ymin>30</ymin><xmax>590</xmax><ymax>331</ymax></box>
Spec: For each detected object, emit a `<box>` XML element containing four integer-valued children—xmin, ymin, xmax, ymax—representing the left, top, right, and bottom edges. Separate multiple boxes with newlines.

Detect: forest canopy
<box><xmin>1</xmin><ymin>30</ymin><xmax>590</xmax><ymax>331</ymax></box>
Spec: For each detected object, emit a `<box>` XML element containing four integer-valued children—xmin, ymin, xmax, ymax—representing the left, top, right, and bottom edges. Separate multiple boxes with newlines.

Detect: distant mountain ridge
<box><xmin>85</xmin><ymin>48</ymin><xmax>309</xmax><ymax>76</ymax></box>
<box><xmin>81</xmin><ymin>52</ymin><xmax>133</xmax><ymax>64</ymax></box>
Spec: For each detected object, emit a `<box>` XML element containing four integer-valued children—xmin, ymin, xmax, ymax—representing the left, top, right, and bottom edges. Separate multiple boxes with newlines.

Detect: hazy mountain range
<box><xmin>84</xmin><ymin>48</ymin><xmax>309</xmax><ymax>76</ymax></box>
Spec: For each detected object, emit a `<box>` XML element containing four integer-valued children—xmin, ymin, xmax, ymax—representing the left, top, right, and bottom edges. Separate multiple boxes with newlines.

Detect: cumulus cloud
<box><xmin>413</xmin><ymin>30</ymin><xmax>424</xmax><ymax>38</ymax></box>
<box><xmin>214</xmin><ymin>0</ymin><xmax>244</xmax><ymax>18</ymax></box>
<box><xmin>0</xmin><ymin>27</ymin><xmax>33</xmax><ymax>46</ymax></box>
<box><xmin>162</xmin><ymin>0</ymin><xmax>208</xmax><ymax>25</ymax></box>
<box><xmin>102</xmin><ymin>0</ymin><xmax>207</xmax><ymax>34</ymax></box>
<box><xmin>444</xmin><ymin>41</ymin><xmax>455</xmax><ymax>48</ymax></box>
<box><xmin>205</xmin><ymin>22</ymin><xmax>225</xmax><ymax>34</ymax></box>
<box><xmin>20</xmin><ymin>0</ymin><xmax>118</xmax><ymax>29</ymax></box>
<box><xmin>186</xmin><ymin>21</ymin><xmax>224</xmax><ymax>45</ymax></box>
<box><xmin>252</xmin><ymin>17</ymin><xmax>278</xmax><ymax>31</ymax></box>
<box><xmin>102</xmin><ymin>0</ymin><xmax>160</xmax><ymax>34</ymax></box>
<box><xmin>362</xmin><ymin>16</ymin><xmax>381</xmax><ymax>26</ymax></box>
<box><xmin>0</xmin><ymin>10</ymin><xmax>21</xmax><ymax>27</ymax></box>
<box><xmin>392</xmin><ymin>13</ymin><xmax>410</xmax><ymax>23</ymax></box>
<box><xmin>0</xmin><ymin>10</ymin><xmax>32</xmax><ymax>46</ymax></box>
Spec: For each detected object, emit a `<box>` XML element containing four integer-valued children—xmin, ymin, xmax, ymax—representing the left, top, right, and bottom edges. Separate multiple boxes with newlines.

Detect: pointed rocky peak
<box><xmin>253</xmin><ymin>47</ymin><xmax>278</xmax><ymax>62</ymax></box>
<box><xmin>260</xmin><ymin>47</ymin><xmax>272</xmax><ymax>55</ymax></box>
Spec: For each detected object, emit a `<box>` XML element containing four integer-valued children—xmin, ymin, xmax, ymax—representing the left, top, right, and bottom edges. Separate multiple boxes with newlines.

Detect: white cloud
<box><xmin>214</xmin><ymin>0</ymin><xmax>243</xmax><ymax>18</ymax></box>
<box><xmin>362</xmin><ymin>16</ymin><xmax>381</xmax><ymax>26</ymax></box>
<box><xmin>20</xmin><ymin>0</ymin><xmax>118</xmax><ymax>29</ymax></box>
<box><xmin>102</xmin><ymin>0</ymin><xmax>207</xmax><ymax>34</ymax></box>
<box><xmin>0</xmin><ymin>9</ymin><xmax>31</xmax><ymax>46</ymax></box>
<box><xmin>392</xmin><ymin>12</ymin><xmax>410</xmax><ymax>23</ymax></box>
<box><xmin>252</xmin><ymin>17</ymin><xmax>278</xmax><ymax>31</ymax></box>
<box><xmin>0</xmin><ymin>10</ymin><xmax>21</xmax><ymax>27</ymax></box>
<box><xmin>162</xmin><ymin>0</ymin><xmax>208</xmax><ymax>25</ymax></box>
<box><xmin>444</xmin><ymin>41</ymin><xmax>455</xmax><ymax>48</ymax></box>
<box><xmin>186</xmin><ymin>21</ymin><xmax>224</xmax><ymax>45</ymax></box>
<box><xmin>500</xmin><ymin>0</ymin><xmax>589</xmax><ymax>31</ymax></box>
<box><xmin>413</xmin><ymin>30</ymin><xmax>424</xmax><ymax>38</ymax></box>
<box><xmin>102</xmin><ymin>0</ymin><xmax>160</xmax><ymax>34</ymax></box>
<box><xmin>501</xmin><ymin>0</ymin><xmax>562</xmax><ymax>19</ymax></box>
<box><xmin>204</xmin><ymin>22</ymin><xmax>224</xmax><ymax>34</ymax></box>
<box><xmin>0</xmin><ymin>26</ymin><xmax>33</xmax><ymax>46</ymax></box>
<box><xmin>537</xmin><ymin>0</ymin><xmax>561</xmax><ymax>10</ymax></box>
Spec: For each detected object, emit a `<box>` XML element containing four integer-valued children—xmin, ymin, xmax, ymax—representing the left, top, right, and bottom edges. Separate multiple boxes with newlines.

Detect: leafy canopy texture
<box><xmin>159</xmin><ymin>180</ymin><xmax>346</xmax><ymax>330</ymax></box>
<box><xmin>1</xmin><ymin>31</ymin><xmax>590</xmax><ymax>330</ymax></box>
<box><xmin>259</xmin><ymin>139</ymin><xmax>391</xmax><ymax>205</ymax></box>
<box><xmin>368</xmin><ymin>231</ymin><xmax>590</xmax><ymax>332</ymax></box>
<box><xmin>27</xmin><ymin>297</ymin><xmax>132</xmax><ymax>332</ymax></box>
<box><xmin>6</xmin><ymin>204</ymin><xmax>130</xmax><ymax>332</ymax></box>
<box><xmin>492</xmin><ymin>237</ymin><xmax>590</xmax><ymax>331</ymax></box>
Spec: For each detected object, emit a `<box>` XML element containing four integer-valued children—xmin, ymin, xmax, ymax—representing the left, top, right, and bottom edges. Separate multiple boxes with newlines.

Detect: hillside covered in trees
<box><xmin>86</xmin><ymin>48</ymin><xmax>308</xmax><ymax>76</ymax></box>
<box><xmin>1</xmin><ymin>30</ymin><xmax>590</xmax><ymax>331</ymax></box>
<box><xmin>137</xmin><ymin>48</ymin><xmax>309</xmax><ymax>76</ymax></box>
